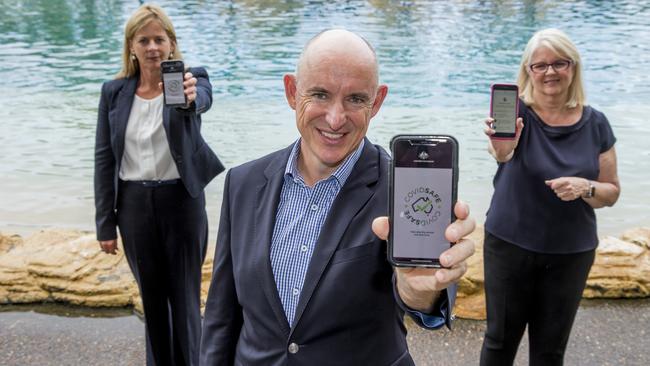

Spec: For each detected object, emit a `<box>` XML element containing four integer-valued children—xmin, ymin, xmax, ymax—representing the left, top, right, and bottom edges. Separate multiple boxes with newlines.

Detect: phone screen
<box><xmin>163</xmin><ymin>71</ymin><xmax>186</xmax><ymax>105</ymax></box>
<box><xmin>491</xmin><ymin>87</ymin><xmax>518</xmax><ymax>135</ymax></box>
<box><xmin>391</xmin><ymin>137</ymin><xmax>455</xmax><ymax>265</ymax></box>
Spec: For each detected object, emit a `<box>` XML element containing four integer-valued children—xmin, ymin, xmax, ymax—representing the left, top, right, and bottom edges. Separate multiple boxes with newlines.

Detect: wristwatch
<box><xmin>585</xmin><ymin>181</ymin><xmax>596</xmax><ymax>198</ymax></box>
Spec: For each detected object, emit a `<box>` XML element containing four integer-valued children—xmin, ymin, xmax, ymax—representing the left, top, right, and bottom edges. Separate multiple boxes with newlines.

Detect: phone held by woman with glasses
<box><xmin>489</xmin><ymin>84</ymin><xmax>519</xmax><ymax>139</ymax></box>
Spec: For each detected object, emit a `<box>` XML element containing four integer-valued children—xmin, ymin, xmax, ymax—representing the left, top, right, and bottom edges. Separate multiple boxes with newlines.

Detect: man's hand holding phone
<box><xmin>484</xmin><ymin>116</ymin><xmax>524</xmax><ymax>163</ymax></box>
<box><xmin>372</xmin><ymin>201</ymin><xmax>476</xmax><ymax>313</ymax></box>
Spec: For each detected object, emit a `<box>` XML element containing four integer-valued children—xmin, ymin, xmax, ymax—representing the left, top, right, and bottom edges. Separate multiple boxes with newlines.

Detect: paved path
<box><xmin>408</xmin><ymin>299</ymin><xmax>649</xmax><ymax>365</ymax></box>
<box><xmin>1</xmin><ymin>299</ymin><xmax>648</xmax><ymax>365</ymax></box>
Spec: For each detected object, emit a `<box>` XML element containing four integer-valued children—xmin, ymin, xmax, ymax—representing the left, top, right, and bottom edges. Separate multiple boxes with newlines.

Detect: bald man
<box><xmin>199</xmin><ymin>29</ymin><xmax>475</xmax><ymax>366</ymax></box>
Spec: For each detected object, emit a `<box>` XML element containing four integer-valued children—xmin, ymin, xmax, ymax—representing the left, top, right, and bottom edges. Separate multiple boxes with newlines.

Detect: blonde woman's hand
<box><xmin>99</xmin><ymin>239</ymin><xmax>118</xmax><ymax>255</ymax></box>
<box><xmin>183</xmin><ymin>72</ymin><xmax>197</xmax><ymax>105</ymax></box>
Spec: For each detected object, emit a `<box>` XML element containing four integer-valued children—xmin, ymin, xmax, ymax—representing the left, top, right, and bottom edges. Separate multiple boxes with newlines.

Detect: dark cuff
<box><xmin>392</xmin><ymin>273</ymin><xmax>451</xmax><ymax>330</ymax></box>
<box><xmin>96</xmin><ymin>216</ymin><xmax>117</xmax><ymax>241</ymax></box>
<box><xmin>96</xmin><ymin>227</ymin><xmax>117</xmax><ymax>242</ymax></box>
<box><xmin>175</xmin><ymin>100</ymin><xmax>196</xmax><ymax>113</ymax></box>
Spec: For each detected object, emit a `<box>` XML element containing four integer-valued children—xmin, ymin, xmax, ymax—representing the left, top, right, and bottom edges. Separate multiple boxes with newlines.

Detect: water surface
<box><xmin>1</xmin><ymin>0</ymin><xmax>648</xmax><ymax>238</ymax></box>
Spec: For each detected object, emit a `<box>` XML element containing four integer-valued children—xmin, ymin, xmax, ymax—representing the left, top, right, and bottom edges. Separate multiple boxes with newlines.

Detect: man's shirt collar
<box><xmin>284</xmin><ymin>138</ymin><xmax>365</xmax><ymax>188</ymax></box>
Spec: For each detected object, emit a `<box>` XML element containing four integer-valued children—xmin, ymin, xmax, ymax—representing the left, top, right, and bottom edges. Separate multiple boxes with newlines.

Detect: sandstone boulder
<box><xmin>0</xmin><ymin>229</ymin><xmax>139</xmax><ymax>309</ymax></box>
<box><xmin>454</xmin><ymin>227</ymin><xmax>485</xmax><ymax>320</ymax></box>
<box><xmin>2</xmin><ymin>225</ymin><xmax>649</xmax><ymax>321</ymax></box>
<box><xmin>620</xmin><ymin>227</ymin><xmax>650</xmax><ymax>250</ymax></box>
<box><xmin>584</xmin><ymin>235</ymin><xmax>650</xmax><ymax>298</ymax></box>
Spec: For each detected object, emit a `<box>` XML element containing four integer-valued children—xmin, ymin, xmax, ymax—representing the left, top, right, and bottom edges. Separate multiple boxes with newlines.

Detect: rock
<box><xmin>200</xmin><ymin>246</ymin><xmax>216</xmax><ymax>309</ymax></box>
<box><xmin>2</xmin><ymin>226</ymin><xmax>650</xmax><ymax>321</ymax></box>
<box><xmin>0</xmin><ymin>233</ymin><xmax>21</xmax><ymax>253</ymax></box>
<box><xmin>620</xmin><ymin>227</ymin><xmax>650</xmax><ymax>250</ymax></box>
<box><xmin>0</xmin><ymin>229</ymin><xmax>139</xmax><ymax>309</ymax></box>
<box><xmin>454</xmin><ymin>227</ymin><xmax>486</xmax><ymax>320</ymax></box>
<box><xmin>584</xmin><ymin>236</ymin><xmax>650</xmax><ymax>298</ymax></box>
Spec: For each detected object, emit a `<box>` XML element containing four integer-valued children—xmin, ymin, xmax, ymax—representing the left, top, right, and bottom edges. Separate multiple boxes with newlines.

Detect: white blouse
<box><xmin>119</xmin><ymin>94</ymin><xmax>180</xmax><ymax>181</ymax></box>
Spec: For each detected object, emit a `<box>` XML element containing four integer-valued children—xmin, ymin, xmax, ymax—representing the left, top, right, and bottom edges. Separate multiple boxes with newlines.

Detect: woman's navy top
<box><xmin>485</xmin><ymin>101</ymin><xmax>616</xmax><ymax>254</ymax></box>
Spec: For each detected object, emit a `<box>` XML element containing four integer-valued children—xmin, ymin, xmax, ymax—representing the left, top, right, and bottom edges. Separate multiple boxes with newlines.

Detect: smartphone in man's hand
<box><xmin>388</xmin><ymin>135</ymin><xmax>459</xmax><ymax>268</ymax></box>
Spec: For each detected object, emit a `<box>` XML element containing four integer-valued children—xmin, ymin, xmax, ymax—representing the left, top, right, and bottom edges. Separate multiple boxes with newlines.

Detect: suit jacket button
<box><xmin>288</xmin><ymin>342</ymin><xmax>299</xmax><ymax>354</ymax></box>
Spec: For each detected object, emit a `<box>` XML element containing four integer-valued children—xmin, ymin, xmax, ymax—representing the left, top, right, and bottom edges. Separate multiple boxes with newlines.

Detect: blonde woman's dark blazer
<box><xmin>94</xmin><ymin>67</ymin><xmax>224</xmax><ymax>241</ymax></box>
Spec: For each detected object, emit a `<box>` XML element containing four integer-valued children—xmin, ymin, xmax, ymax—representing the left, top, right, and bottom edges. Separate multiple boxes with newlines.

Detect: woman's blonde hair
<box><xmin>116</xmin><ymin>3</ymin><xmax>183</xmax><ymax>79</ymax></box>
<box><xmin>517</xmin><ymin>28</ymin><xmax>586</xmax><ymax>108</ymax></box>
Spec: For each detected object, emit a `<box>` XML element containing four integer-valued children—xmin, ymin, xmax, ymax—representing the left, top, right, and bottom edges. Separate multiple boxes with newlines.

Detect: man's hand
<box><xmin>372</xmin><ymin>201</ymin><xmax>476</xmax><ymax>312</ymax></box>
<box><xmin>99</xmin><ymin>239</ymin><xmax>118</xmax><ymax>255</ymax></box>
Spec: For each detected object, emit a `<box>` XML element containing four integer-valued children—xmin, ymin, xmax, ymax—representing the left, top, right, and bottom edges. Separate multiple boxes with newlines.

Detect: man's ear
<box><xmin>283</xmin><ymin>74</ymin><xmax>297</xmax><ymax>110</ymax></box>
<box><xmin>370</xmin><ymin>84</ymin><xmax>388</xmax><ymax>118</ymax></box>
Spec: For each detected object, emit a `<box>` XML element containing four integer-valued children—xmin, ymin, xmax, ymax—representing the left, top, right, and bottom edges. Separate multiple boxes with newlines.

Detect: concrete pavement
<box><xmin>1</xmin><ymin>299</ymin><xmax>648</xmax><ymax>365</ymax></box>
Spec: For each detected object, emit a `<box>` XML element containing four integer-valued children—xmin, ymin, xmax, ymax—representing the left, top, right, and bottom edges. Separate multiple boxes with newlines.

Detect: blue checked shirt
<box><xmin>270</xmin><ymin>139</ymin><xmax>365</xmax><ymax>326</ymax></box>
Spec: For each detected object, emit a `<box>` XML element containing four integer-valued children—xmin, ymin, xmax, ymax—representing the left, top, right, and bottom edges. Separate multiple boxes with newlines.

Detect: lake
<box><xmin>1</xmin><ymin>0</ymin><xmax>648</xmax><ymax>239</ymax></box>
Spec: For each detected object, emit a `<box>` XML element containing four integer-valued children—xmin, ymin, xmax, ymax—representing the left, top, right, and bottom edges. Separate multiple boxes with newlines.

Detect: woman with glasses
<box><xmin>480</xmin><ymin>28</ymin><xmax>620</xmax><ymax>365</ymax></box>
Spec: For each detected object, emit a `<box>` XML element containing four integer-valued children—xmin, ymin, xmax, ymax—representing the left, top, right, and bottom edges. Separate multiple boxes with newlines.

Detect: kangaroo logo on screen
<box><xmin>401</xmin><ymin>187</ymin><xmax>442</xmax><ymax>227</ymax></box>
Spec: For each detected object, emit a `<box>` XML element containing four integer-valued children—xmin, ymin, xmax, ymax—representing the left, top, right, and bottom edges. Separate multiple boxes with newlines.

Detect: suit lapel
<box><xmin>113</xmin><ymin>77</ymin><xmax>138</xmax><ymax>162</ymax></box>
<box><xmin>253</xmin><ymin>146</ymin><xmax>293</xmax><ymax>336</ymax></box>
<box><xmin>162</xmin><ymin>100</ymin><xmax>171</xmax><ymax>136</ymax></box>
<box><xmin>290</xmin><ymin>141</ymin><xmax>380</xmax><ymax>332</ymax></box>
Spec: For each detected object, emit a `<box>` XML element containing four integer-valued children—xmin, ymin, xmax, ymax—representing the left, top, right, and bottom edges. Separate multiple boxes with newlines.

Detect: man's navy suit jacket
<box><xmin>94</xmin><ymin>67</ymin><xmax>224</xmax><ymax>241</ymax></box>
<box><xmin>200</xmin><ymin>140</ymin><xmax>455</xmax><ymax>366</ymax></box>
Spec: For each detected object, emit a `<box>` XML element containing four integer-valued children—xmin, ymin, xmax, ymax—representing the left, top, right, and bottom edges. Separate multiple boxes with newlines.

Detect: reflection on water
<box><xmin>1</xmin><ymin>0</ymin><xmax>649</xmax><ymax>238</ymax></box>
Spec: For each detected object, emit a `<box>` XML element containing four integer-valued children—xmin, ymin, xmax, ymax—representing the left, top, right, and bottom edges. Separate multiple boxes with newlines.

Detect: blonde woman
<box><xmin>94</xmin><ymin>4</ymin><xmax>223</xmax><ymax>365</ymax></box>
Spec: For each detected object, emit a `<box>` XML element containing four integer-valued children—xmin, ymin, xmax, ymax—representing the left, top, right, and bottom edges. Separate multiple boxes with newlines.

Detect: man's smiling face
<box><xmin>283</xmin><ymin>30</ymin><xmax>387</xmax><ymax>183</ymax></box>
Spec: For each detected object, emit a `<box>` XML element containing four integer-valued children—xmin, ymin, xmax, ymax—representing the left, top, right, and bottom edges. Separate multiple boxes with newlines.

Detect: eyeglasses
<box><xmin>528</xmin><ymin>60</ymin><xmax>573</xmax><ymax>74</ymax></box>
